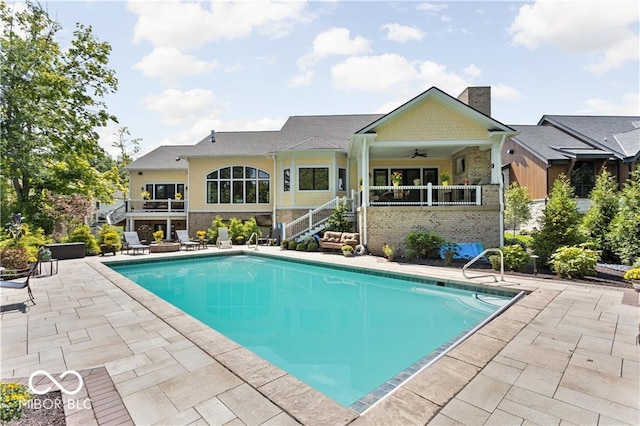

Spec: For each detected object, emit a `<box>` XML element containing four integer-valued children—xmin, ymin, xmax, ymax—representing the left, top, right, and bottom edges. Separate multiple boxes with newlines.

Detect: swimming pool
<box><xmin>110</xmin><ymin>253</ymin><xmax>520</xmax><ymax>411</ymax></box>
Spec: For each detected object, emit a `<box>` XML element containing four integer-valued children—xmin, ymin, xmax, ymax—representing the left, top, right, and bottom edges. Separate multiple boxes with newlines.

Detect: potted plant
<box><xmin>175</xmin><ymin>192</ymin><xmax>183</xmax><ymax>200</ymax></box>
<box><xmin>440</xmin><ymin>171</ymin><xmax>450</xmax><ymax>186</ymax></box>
<box><xmin>413</xmin><ymin>178</ymin><xmax>421</xmax><ymax>186</ymax></box>
<box><xmin>342</xmin><ymin>245</ymin><xmax>355</xmax><ymax>257</ymax></box>
<box><xmin>623</xmin><ymin>267</ymin><xmax>640</xmax><ymax>290</ymax></box>
<box><xmin>441</xmin><ymin>242</ymin><xmax>459</xmax><ymax>266</ymax></box>
<box><xmin>141</xmin><ymin>190</ymin><xmax>151</xmax><ymax>200</ymax></box>
<box><xmin>382</xmin><ymin>244</ymin><xmax>395</xmax><ymax>261</ymax></box>
<box><xmin>197</xmin><ymin>230</ymin><xmax>207</xmax><ymax>241</ymax></box>
<box><xmin>152</xmin><ymin>230</ymin><xmax>164</xmax><ymax>243</ymax></box>
<box><xmin>391</xmin><ymin>171</ymin><xmax>403</xmax><ymax>186</ymax></box>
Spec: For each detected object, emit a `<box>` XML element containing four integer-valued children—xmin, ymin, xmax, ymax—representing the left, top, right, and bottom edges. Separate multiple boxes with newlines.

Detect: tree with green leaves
<box><xmin>608</xmin><ymin>168</ymin><xmax>640</xmax><ymax>265</ymax></box>
<box><xmin>504</xmin><ymin>182</ymin><xmax>532</xmax><ymax>237</ymax></box>
<box><xmin>581</xmin><ymin>169</ymin><xmax>619</xmax><ymax>262</ymax></box>
<box><xmin>112</xmin><ymin>126</ymin><xmax>141</xmax><ymax>198</ymax></box>
<box><xmin>0</xmin><ymin>1</ymin><xmax>119</xmax><ymax>232</ymax></box>
<box><xmin>324</xmin><ymin>202</ymin><xmax>352</xmax><ymax>232</ymax></box>
<box><xmin>531</xmin><ymin>174</ymin><xmax>584</xmax><ymax>265</ymax></box>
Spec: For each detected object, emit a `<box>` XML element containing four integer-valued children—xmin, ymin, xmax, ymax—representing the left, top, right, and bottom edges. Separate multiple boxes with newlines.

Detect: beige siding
<box><xmin>188</xmin><ymin>156</ymin><xmax>274</xmax><ymax>211</ymax></box>
<box><xmin>130</xmin><ymin>170</ymin><xmax>187</xmax><ymax>199</ymax></box>
<box><xmin>375</xmin><ymin>99</ymin><xmax>488</xmax><ymax>141</ymax></box>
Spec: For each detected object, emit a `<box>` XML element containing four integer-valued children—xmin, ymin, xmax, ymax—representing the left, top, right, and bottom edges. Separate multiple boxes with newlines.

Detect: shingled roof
<box><xmin>539</xmin><ymin>115</ymin><xmax>640</xmax><ymax>160</ymax></box>
<box><xmin>508</xmin><ymin>125</ymin><xmax>609</xmax><ymax>163</ymax></box>
<box><xmin>124</xmin><ymin>145</ymin><xmax>191</xmax><ymax>170</ymax></box>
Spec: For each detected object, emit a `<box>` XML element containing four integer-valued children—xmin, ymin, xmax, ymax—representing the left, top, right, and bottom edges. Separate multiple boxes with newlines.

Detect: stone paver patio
<box><xmin>1</xmin><ymin>246</ymin><xmax>638</xmax><ymax>425</ymax></box>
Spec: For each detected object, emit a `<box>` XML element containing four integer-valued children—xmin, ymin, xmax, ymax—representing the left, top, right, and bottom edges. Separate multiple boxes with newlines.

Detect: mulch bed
<box><xmin>6</xmin><ymin>391</ymin><xmax>66</xmax><ymax>426</ymax></box>
<box><xmin>401</xmin><ymin>257</ymin><xmax>632</xmax><ymax>289</ymax></box>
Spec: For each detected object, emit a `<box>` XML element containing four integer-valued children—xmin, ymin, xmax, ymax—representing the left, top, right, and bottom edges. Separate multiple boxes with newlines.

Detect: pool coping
<box><xmin>97</xmin><ymin>248</ymin><xmax>535</xmax><ymax>424</ymax></box>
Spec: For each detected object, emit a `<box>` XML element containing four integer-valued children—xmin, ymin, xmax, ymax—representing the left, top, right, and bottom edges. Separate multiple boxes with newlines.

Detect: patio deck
<box><xmin>1</xmin><ymin>246</ymin><xmax>638</xmax><ymax>425</ymax></box>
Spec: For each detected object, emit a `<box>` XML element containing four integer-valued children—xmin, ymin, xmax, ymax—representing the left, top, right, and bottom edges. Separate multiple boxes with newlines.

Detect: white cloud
<box><xmin>380</xmin><ymin>23</ymin><xmax>425</xmax><ymax>43</ymax></box>
<box><xmin>330</xmin><ymin>54</ymin><xmax>469</xmax><ymax>95</ymax></box>
<box><xmin>298</xmin><ymin>27</ymin><xmax>371</xmax><ymax>70</ymax></box>
<box><xmin>416</xmin><ymin>3</ymin><xmax>448</xmax><ymax>12</ymax></box>
<box><xmin>158</xmin><ymin>117</ymin><xmax>286</xmax><ymax>148</ymax></box>
<box><xmin>289</xmin><ymin>70</ymin><xmax>315</xmax><ymax>87</ymax></box>
<box><xmin>492</xmin><ymin>83</ymin><xmax>523</xmax><ymax>100</ymax></box>
<box><xmin>463</xmin><ymin>64</ymin><xmax>481</xmax><ymax>79</ymax></box>
<box><xmin>128</xmin><ymin>0</ymin><xmax>312</xmax><ymax>50</ymax></box>
<box><xmin>583</xmin><ymin>92</ymin><xmax>640</xmax><ymax>115</ymax></box>
<box><xmin>133</xmin><ymin>47</ymin><xmax>218</xmax><ymax>84</ymax></box>
<box><xmin>144</xmin><ymin>89</ymin><xmax>221</xmax><ymax>126</ymax></box>
<box><xmin>509</xmin><ymin>0</ymin><xmax>639</xmax><ymax>74</ymax></box>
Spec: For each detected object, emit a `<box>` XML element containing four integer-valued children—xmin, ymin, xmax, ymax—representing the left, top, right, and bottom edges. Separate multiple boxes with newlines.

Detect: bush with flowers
<box><xmin>0</xmin><ymin>382</ymin><xmax>33</xmax><ymax>422</ymax></box>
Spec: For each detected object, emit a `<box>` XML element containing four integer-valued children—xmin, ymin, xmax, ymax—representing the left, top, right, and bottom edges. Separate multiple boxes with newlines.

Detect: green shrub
<box><xmin>324</xmin><ymin>202</ymin><xmax>352</xmax><ymax>232</ymax></box>
<box><xmin>0</xmin><ymin>247</ymin><xmax>30</xmax><ymax>270</ymax></box>
<box><xmin>502</xmin><ymin>244</ymin><xmax>530</xmax><ymax>271</ymax></box>
<box><xmin>488</xmin><ymin>254</ymin><xmax>502</xmax><ymax>271</ymax></box>
<box><xmin>549</xmin><ymin>245</ymin><xmax>599</xmax><ymax>279</ymax></box>
<box><xmin>228</xmin><ymin>217</ymin><xmax>244</xmax><ymax>243</ymax></box>
<box><xmin>307</xmin><ymin>241</ymin><xmax>319</xmax><ymax>251</ymax></box>
<box><xmin>382</xmin><ymin>244</ymin><xmax>395</xmax><ymax>260</ymax></box>
<box><xmin>288</xmin><ymin>240</ymin><xmax>297</xmax><ymax>250</ymax></box>
<box><xmin>404</xmin><ymin>231</ymin><xmax>445</xmax><ymax>259</ymax></box>
<box><xmin>531</xmin><ymin>175</ymin><xmax>585</xmax><ymax>265</ymax></box>
<box><xmin>281</xmin><ymin>239</ymin><xmax>289</xmax><ymax>249</ymax></box>
<box><xmin>65</xmin><ymin>225</ymin><xmax>100</xmax><ymax>255</ymax></box>
<box><xmin>607</xmin><ymin>169</ymin><xmax>640</xmax><ymax>265</ymax></box>
<box><xmin>0</xmin><ymin>223</ymin><xmax>49</xmax><ymax>262</ymax></box>
<box><xmin>207</xmin><ymin>215</ymin><xmax>226</xmax><ymax>242</ymax></box>
<box><xmin>242</xmin><ymin>217</ymin><xmax>261</xmax><ymax>242</ymax></box>
<box><xmin>296</xmin><ymin>241</ymin><xmax>306</xmax><ymax>251</ymax></box>
<box><xmin>505</xmin><ymin>234</ymin><xmax>533</xmax><ymax>249</ymax></box>
<box><xmin>97</xmin><ymin>224</ymin><xmax>122</xmax><ymax>250</ymax></box>
<box><xmin>0</xmin><ymin>382</ymin><xmax>33</xmax><ymax>422</ymax></box>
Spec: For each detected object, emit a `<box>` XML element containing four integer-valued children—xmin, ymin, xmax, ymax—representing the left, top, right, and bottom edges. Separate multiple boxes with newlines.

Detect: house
<box><xmin>120</xmin><ymin>86</ymin><xmax>516</xmax><ymax>255</ymax></box>
<box><xmin>502</xmin><ymin>115</ymin><xmax>640</xmax><ymax>223</ymax></box>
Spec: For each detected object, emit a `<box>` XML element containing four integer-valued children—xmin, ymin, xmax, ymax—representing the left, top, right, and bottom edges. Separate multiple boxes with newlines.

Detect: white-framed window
<box><xmin>298</xmin><ymin>167</ymin><xmax>329</xmax><ymax>191</ymax></box>
<box><xmin>206</xmin><ymin>166</ymin><xmax>270</xmax><ymax>204</ymax></box>
<box><xmin>283</xmin><ymin>168</ymin><xmax>290</xmax><ymax>192</ymax></box>
<box><xmin>145</xmin><ymin>183</ymin><xmax>185</xmax><ymax>199</ymax></box>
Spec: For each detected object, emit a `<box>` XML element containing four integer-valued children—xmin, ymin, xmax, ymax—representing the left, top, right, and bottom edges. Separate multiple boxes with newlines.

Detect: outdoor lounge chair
<box><xmin>216</xmin><ymin>227</ymin><xmax>232</xmax><ymax>249</ymax></box>
<box><xmin>123</xmin><ymin>231</ymin><xmax>150</xmax><ymax>255</ymax></box>
<box><xmin>0</xmin><ymin>261</ymin><xmax>39</xmax><ymax>305</ymax></box>
<box><xmin>176</xmin><ymin>230</ymin><xmax>200</xmax><ymax>250</ymax></box>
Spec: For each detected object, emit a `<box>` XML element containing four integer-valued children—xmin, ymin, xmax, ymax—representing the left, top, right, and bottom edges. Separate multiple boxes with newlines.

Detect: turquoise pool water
<box><xmin>110</xmin><ymin>254</ymin><xmax>515</xmax><ymax>409</ymax></box>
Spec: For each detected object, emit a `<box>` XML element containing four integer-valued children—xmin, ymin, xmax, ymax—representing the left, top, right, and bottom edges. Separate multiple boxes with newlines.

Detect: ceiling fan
<box><xmin>411</xmin><ymin>149</ymin><xmax>428</xmax><ymax>158</ymax></box>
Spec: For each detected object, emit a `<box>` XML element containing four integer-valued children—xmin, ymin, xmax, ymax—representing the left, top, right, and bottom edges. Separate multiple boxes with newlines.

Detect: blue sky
<box><xmin>16</xmin><ymin>0</ymin><xmax>640</xmax><ymax>156</ymax></box>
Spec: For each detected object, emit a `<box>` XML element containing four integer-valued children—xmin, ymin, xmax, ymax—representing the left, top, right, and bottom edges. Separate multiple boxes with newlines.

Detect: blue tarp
<box><xmin>440</xmin><ymin>242</ymin><xmax>485</xmax><ymax>260</ymax></box>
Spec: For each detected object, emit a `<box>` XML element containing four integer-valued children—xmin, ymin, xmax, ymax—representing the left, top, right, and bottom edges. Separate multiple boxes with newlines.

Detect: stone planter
<box><xmin>149</xmin><ymin>243</ymin><xmax>180</xmax><ymax>253</ymax></box>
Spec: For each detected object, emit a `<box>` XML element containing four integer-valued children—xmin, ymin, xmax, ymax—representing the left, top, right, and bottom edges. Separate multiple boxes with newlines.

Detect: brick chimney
<box><xmin>457</xmin><ymin>86</ymin><xmax>491</xmax><ymax>117</ymax></box>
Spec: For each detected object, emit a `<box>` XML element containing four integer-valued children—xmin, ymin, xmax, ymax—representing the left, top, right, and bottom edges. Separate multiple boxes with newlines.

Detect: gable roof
<box><xmin>182</xmin><ymin>114</ymin><xmax>383</xmax><ymax>158</ymax></box>
<box><xmin>124</xmin><ymin>146</ymin><xmax>191</xmax><ymax>170</ymax></box>
<box><xmin>539</xmin><ymin>115</ymin><xmax>640</xmax><ymax>160</ymax></box>
<box><xmin>356</xmin><ymin>86</ymin><xmax>515</xmax><ymax>135</ymax></box>
<box><xmin>508</xmin><ymin>125</ymin><xmax>611</xmax><ymax>163</ymax></box>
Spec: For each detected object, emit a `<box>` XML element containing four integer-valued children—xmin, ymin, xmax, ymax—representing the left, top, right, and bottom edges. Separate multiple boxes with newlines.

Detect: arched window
<box><xmin>206</xmin><ymin>166</ymin><xmax>270</xmax><ymax>204</ymax></box>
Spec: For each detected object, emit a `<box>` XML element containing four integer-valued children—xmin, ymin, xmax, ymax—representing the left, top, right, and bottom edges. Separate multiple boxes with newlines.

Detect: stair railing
<box><xmin>283</xmin><ymin>196</ymin><xmax>351</xmax><ymax>241</ymax></box>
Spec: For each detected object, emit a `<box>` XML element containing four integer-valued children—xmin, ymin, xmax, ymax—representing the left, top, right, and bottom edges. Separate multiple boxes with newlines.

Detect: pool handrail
<box><xmin>247</xmin><ymin>232</ymin><xmax>259</xmax><ymax>250</ymax></box>
<box><xmin>462</xmin><ymin>248</ymin><xmax>504</xmax><ymax>282</ymax></box>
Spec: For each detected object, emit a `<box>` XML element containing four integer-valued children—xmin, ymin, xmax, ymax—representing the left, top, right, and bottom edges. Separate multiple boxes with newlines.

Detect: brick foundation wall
<box><xmin>362</xmin><ymin>205</ymin><xmax>500</xmax><ymax>256</ymax></box>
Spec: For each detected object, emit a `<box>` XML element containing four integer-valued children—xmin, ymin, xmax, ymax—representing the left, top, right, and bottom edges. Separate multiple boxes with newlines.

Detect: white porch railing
<box><xmin>283</xmin><ymin>196</ymin><xmax>352</xmax><ymax>241</ymax></box>
<box><xmin>126</xmin><ymin>198</ymin><xmax>187</xmax><ymax>213</ymax></box>
<box><xmin>368</xmin><ymin>184</ymin><xmax>481</xmax><ymax>206</ymax></box>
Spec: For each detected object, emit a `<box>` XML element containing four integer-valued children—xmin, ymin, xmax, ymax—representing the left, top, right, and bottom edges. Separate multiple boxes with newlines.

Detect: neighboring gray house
<box><xmin>502</xmin><ymin>114</ymin><xmax>640</xmax><ymax>224</ymax></box>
